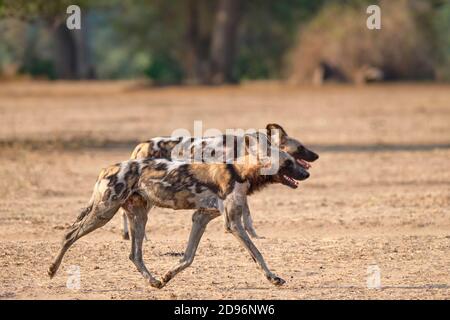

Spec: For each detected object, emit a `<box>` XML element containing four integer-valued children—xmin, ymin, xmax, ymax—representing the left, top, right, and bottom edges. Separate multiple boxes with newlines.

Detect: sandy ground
<box><xmin>0</xmin><ymin>81</ymin><xmax>449</xmax><ymax>299</ymax></box>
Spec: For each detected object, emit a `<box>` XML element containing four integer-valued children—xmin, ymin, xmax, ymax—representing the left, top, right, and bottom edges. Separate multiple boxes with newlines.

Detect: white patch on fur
<box><xmin>152</xmin><ymin>158</ymin><xmax>185</xmax><ymax>172</ymax></box>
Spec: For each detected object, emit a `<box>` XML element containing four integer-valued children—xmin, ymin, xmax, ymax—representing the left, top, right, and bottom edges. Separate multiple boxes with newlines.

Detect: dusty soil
<box><xmin>0</xmin><ymin>81</ymin><xmax>449</xmax><ymax>299</ymax></box>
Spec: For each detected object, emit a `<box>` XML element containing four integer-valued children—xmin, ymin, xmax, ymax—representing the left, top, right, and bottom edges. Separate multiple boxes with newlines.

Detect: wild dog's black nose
<box><xmin>306</xmin><ymin>150</ymin><xmax>319</xmax><ymax>161</ymax></box>
<box><xmin>302</xmin><ymin>170</ymin><xmax>310</xmax><ymax>180</ymax></box>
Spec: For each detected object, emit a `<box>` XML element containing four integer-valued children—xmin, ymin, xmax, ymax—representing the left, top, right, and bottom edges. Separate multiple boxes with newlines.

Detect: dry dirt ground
<box><xmin>0</xmin><ymin>81</ymin><xmax>449</xmax><ymax>299</ymax></box>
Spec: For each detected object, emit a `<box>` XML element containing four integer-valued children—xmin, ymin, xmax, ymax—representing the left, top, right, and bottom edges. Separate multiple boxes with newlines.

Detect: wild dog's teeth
<box><xmin>283</xmin><ymin>175</ymin><xmax>297</xmax><ymax>185</ymax></box>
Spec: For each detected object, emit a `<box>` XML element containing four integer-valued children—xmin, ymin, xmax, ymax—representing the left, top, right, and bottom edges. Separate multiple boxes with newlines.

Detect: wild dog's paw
<box><xmin>150</xmin><ymin>278</ymin><xmax>164</xmax><ymax>289</ymax></box>
<box><xmin>248</xmin><ymin>232</ymin><xmax>265</xmax><ymax>240</ymax></box>
<box><xmin>160</xmin><ymin>272</ymin><xmax>175</xmax><ymax>287</ymax></box>
<box><xmin>268</xmin><ymin>275</ymin><xmax>286</xmax><ymax>286</ymax></box>
<box><xmin>48</xmin><ymin>264</ymin><xmax>57</xmax><ymax>278</ymax></box>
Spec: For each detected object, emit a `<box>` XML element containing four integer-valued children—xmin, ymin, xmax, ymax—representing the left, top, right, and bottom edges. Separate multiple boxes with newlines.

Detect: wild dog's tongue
<box><xmin>296</xmin><ymin>159</ymin><xmax>311</xmax><ymax>169</ymax></box>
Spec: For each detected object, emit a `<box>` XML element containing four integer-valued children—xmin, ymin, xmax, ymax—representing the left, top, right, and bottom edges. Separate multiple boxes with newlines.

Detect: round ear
<box><xmin>266</xmin><ymin>123</ymin><xmax>288</xmax><ymax>145</ymax></box>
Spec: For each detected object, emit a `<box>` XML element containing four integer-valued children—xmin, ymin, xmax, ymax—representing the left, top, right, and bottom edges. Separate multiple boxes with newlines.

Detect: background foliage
<box><xmin>0</xmin><ymin>0</ymin><xmax>449</xmax><ymax>83</ymax></box>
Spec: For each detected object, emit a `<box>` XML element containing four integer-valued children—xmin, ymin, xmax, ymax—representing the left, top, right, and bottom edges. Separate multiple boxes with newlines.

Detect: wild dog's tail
<box><xmin>74</xmin><ymin>197</ymin><xmax>95</xmax><ymax>223</ymax></box>
<box><xmin>63</xmin><ymin>195</ymin><xmax>96</xmax><ymax>244</ymax></box>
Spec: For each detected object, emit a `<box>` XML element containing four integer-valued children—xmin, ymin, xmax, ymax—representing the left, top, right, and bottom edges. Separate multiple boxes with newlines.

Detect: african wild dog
<box><xmin>120</xmin><ymin>123</ymin><xmax>319</xmax><ymax>240</ymax></box>
<box><xmin>48</xmin><ymin>134</ymin><xmax>310</xmax><ymax>288</ymax></box>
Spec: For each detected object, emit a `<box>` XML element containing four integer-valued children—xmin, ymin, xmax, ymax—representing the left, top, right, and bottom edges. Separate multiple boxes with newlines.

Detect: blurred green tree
<box><xmin>1</xmin><ymin>0</ymin><xmax>448</xmax><ymax>83</ymax></box>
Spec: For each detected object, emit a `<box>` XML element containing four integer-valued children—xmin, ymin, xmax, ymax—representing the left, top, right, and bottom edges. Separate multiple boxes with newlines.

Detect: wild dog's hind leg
<box><xmin>224</xmin><ymin>200</ymin><xmax>285</xmax><ymax>286</ymax></box>
<box><xmin>124</xmin><ymin>193</ymin><xmax>161</xmax><ymax>288</ymax></box>
<box><xmin>48</xmin><ymin>201</ymin><xmax>121</xmax><ymax>278</ymax></box>
<box><xmin>160</xmin><ymin>209</ymin><xmax>220</xmax><ymax>288</ymax></box>
<box><xmin>122</xmin><ymin>208</ymin><xmax>148</xmax><ymax>241</ymax></box>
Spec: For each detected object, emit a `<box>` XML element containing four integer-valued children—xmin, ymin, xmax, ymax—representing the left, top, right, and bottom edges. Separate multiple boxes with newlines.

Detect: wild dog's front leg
<box><xmin>125</xmin><ymin>194</ymin><xmax>162</xmax><ymax>288</ymax></box>
<box><xmin>121</xmin><ymin>209</ymin><xmax>130</xmax><ymax>240</ymax></box>
<box><xmin>223</xmin><ymin>182</ymin><xmax>246</xmax><ymax>234</ymax></box>
<box><xmin>224</xmin><ymin>198</ymin><xmax>285</xmax><ymax>286</ymax></box>
<box><xmin>224</xmin><ymin>196</ymin><xmax>262</xmax><ymax>238</ymax></box>
<box><xmin>160</xmin><ymin>209</ymin><xmax>220</xmax><ymax>288</ymax></box>
<box><xmin>122</xmin><ymin>207</ymin><xmax>148</xmax><ymax>241</ymax></box>
<box><xmin>241</xmin><ymin>197</ymin><xmax>264</xmax><ymax>239</ymax></box>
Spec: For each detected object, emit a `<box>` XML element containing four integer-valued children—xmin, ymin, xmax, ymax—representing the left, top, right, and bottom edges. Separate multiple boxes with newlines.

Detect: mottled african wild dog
<box><xmin>120</xmin><ymin>123</ymin><xmax>319</xmax><ymax>240</ymax></box>
<box><xmin>48</xmin><ymin>134</ymin><xmax>310</xmax><ymax>288</ymax></box>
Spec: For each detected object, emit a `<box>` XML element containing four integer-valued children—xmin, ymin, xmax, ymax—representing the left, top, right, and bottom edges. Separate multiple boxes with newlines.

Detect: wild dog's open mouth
<box><xmin>296</xmin><ymin>158</ymin><xmax>311</xmax><ymax>170</ymax></box>
<box><xmin>281</xmin><ymin>174</ymin><xmax>299</xmax><ymax>189</ymax></box>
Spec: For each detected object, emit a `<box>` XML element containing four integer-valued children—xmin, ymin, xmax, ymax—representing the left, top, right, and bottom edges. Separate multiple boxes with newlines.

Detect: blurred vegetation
<box><xmin>434</xmin><ymin>1</ymin><xmax>450</xmax><ymax>80</ymax></box>
<box><xmin>0</xmin><ymin>0</ymin><xmax>449</xmax><ymax>84</ymax></box>
<box><xmin>289</xmin><ymin>0</ymin><xmax>450</xmax><ymax>83</ymax></box>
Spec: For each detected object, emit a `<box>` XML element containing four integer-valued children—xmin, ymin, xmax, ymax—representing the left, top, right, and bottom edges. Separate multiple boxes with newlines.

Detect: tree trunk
<box><xmin>209</xmin><ymin>0</ymin><xmax>241</xmax><ymax>84</ymax></box>
<box><xmin>52</xmin><ymin>21</ymin><xmax>78</xmax><ymax>79</ymax></box>
<box><xmin>51</xmin><ymin>14</ymin><xmax>95</xmax><ymax>80</ymax></box>
<box><xmin>72</xmin><ymin>11</ymin><xmax>96</xmax><ymax>79</ymax></box>
<box><xmin>184</xmin><ymin>0</ymin><xmax>212</xmax><ymax>84</ymax></box>
<box><xmin>184</xmin><ymin>0</ymin><xmax>201</xmax><ymax>83</ymax></box>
